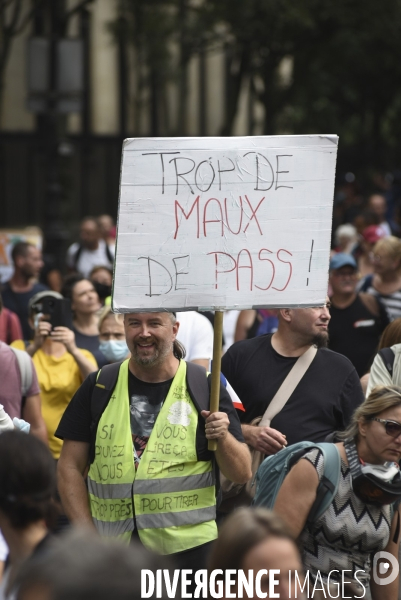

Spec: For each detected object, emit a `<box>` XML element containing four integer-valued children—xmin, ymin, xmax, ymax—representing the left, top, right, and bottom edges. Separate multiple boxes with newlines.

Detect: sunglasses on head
<box><xmin>372</xmin><ymin>418</ymin><xmax>401</xmax><ymax>437</ymax></box>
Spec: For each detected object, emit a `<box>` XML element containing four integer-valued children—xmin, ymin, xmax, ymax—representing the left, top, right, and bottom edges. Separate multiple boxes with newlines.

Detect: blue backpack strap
<box><xmin>307</xmin><ymin>443</ymin><xmax>341</xmax><ymax>523</ymax></box>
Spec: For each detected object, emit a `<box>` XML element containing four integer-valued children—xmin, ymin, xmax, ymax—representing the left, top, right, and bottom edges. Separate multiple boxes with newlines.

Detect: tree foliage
<box><xmin>114</xmin><ymin>0</ymin><xmax>401</xmax><ymax>168</ymax></box>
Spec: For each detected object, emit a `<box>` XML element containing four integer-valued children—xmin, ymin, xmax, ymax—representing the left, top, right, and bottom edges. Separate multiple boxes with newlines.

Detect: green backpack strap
<box><xmin>89</xmin><ymin>361</ymin><xmax>123</xmax><ymax>464</ymax></box>
<box><xmin>307</xmin><ymin>442</ymin><xmax>341</xmax><ymax>523</ymax></box>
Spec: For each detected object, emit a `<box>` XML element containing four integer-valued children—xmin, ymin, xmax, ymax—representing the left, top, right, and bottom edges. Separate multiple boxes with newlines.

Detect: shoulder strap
<box><xmin>10</xmin><ymin>347</ymin><xmax>33</xmax><ymax>397</ymax></box>
<box><xmin>186</xmin><ymin>362</ymin><xmax>210</xmax><ymax>413</ymax></box>
<box><xmin>359</xmin><ymin>292</ymin><xmax>380</xmax><ymax>317</ymax></box>
<box><xmin>259</xmin><ymin>345</ymin><xmax>318</xmax><ymax>427</ymax></box>
<box><xmin>105</xmin><ymin>244</ymin><xmax>113</xmax><ymax>263</ymax></box>
<box><xmin>307</xmin><ymin>443</ymin><xmax>341</xmax><ymax>522</ymax></box>
<box><xmin>185</xmin><ymin>361</ymin><xmax>221</xmax><ymax>503</ymax></box>
<box><xmin>73</xmin><ymin>244</ymin><xmax>83</xmax><ymax>269</ymax></box>
<box><xmin>378</xmin><ymin>347</ymin><xmax>395</xmax><ymax>376</ymax></box>
<box><xmin>89</xmin><ymin>361</ymin><xmax>122</xmax><ymax>464</ymax></box>
<box><xmin>6</xmin><ymin>309</ymin><xmax>12</xmax><ymax>345</ymax></box>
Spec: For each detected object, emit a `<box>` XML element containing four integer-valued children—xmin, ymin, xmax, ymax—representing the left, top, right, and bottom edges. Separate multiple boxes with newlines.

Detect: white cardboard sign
<box><xmin>113</xmin><ymin>135</ymin><xmax>337</xmax><ymax>312</ymax></box>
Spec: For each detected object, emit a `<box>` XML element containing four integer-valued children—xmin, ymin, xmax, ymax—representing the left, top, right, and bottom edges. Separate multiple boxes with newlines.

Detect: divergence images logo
<box><xmin>372</xmin><ymin>551</ymin><xmax>399</xmax><ymax>586</ymax></box>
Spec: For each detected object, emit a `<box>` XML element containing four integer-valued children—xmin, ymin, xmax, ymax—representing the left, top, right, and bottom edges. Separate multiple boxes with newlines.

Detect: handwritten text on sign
<box><xmin>113</xmin><ymin>135</ymin><xmax>338</xmax><ymax>311</ymax></box>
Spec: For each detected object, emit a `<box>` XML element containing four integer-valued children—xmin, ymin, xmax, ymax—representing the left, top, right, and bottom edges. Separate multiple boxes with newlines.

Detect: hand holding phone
<box><xmin>50</xmin><ymin>327</ymin><xmax>76</xmax><ymax>353</ymax></box>
<box><xmin>32</xmin><ymin>317</ymin><xmax>52</xmax><ymax>350</ymax></box>
<box><xmin>41</xmin><ymin>298</ymin><xmax>73</xmax><ymax>329</ymax></box>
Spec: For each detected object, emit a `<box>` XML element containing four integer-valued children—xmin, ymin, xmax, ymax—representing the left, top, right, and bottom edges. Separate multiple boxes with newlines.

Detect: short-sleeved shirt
<box><xmin>328</xmin><ymin>294</ymin><xmax>389</xmax><ymax>377</ymax></box>
<box><xmin>56</xmin><ymin>363</ymin><xmax>244</xmax><ymax>461</ymax></box>
<box><xmin>66</xmin><ymin>241</ymin><xmax>114</xmax><ymax>278</ymax></box>
<box><xmin>0</xmin><ymin>341</ymin><xmax>40</xmax><ymax>419</ymax></box>
<box><xmin>176</xmin><ymin>312</ymin><xmax>214</xmax><ymax>362</ymax></box>
<box><xmin>10</xmin><ymin>342</ymin><xmax>97</xmax><ymax>459</ymax></box>
<box><xmin>221</xmin><ymin>334</ymin><xmax>365</xmax><ymax>445</ymax></box>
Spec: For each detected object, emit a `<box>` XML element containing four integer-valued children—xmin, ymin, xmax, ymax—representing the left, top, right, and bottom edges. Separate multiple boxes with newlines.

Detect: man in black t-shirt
<box><xmin>1</xmin><ymin>242</ymin><xmax>48</xmax><ymax>340</ymax></box>
<box><xmin>328</xmin><ymin>253</ymin><xmax>389</xmax><ymax>377</ymax></box>
<box><xmin>221</xmin><ymin>297</ymin><xmax>365</xmax><ymax>455</ymax></box>
<box><xmin>56</xmin><ymin>311</ymin><xmax>250</xmax><ymax>565</ymax></box>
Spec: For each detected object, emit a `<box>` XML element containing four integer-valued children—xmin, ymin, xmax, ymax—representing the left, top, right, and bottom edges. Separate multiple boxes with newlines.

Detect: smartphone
<box><xmin>41</xmin><ymin>297</ymin><xmax>73</xmax><ymax>329</ymax></box>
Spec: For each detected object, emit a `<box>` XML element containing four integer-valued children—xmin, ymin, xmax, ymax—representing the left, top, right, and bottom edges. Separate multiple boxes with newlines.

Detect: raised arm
<box><xmin>50</xmin><ymin>327</ymin><xmax>98</xmax><ymax>379</ymax></box>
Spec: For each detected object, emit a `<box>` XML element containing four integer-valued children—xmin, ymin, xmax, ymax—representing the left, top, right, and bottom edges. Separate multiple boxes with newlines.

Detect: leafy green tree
<box><xmin>115</xmin><ymin>0</ymin><xmax>212</xmax><ymax>135</ymax></box>
<box><xmin>288</xmin><ymin>0</ymin><xmax>401</xmax><ymax>167</ymax></box>
<box><xmin>113</xmin><ymin>0</ymin><xmax>401</xmax><ymax>170</ymax></box>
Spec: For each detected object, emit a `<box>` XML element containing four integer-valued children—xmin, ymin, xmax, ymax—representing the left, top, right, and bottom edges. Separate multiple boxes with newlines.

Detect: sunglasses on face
<box><xmin>372</xmin><ymin>418</ymin><xmax>401</xmax><ymax>437</ymax></box>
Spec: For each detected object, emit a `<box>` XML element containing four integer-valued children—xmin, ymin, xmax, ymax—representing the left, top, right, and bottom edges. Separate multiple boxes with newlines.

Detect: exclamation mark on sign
<box><xmin>306</xmin><ymin>239</ymin><xmax>314</xmax><ymax>286</ymax></box>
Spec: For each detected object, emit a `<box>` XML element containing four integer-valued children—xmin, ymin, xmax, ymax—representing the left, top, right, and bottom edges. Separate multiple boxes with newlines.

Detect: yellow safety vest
<box><xmin>87</xmin><ymin>359</ymin><xmax>217</xmax><ymax>554</ymax></box>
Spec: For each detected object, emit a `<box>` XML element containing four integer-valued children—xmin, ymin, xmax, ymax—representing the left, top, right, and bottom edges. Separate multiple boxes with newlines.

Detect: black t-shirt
<box><xmin>328</xmin><ymin>294</ymin><xmax>389</xmax><ymax>377</ymax></box>
<box><xmin>72</xmin><ymin>327</ymin><xmax>108</xmax><ymax>368</ymax></box>
<box><xmin>55</xmin><ymin>364</ymin><xmax>244</xmax><ymax>462</ymax></box>
<box><xmin>221</xmin><ymin>334</ymin><xmax>365</xmax><ymax>446</ymax></box>
<box><xmin>128</xmin><ymin>371</ymin><xmax>172</xmax><ymax>467</ymax></box>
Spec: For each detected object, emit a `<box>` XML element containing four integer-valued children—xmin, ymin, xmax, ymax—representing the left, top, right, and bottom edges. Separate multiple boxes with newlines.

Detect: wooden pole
<box><xmin>208</xmin><ymin>310</ymin><xmax>224</xmax><ymax>451</ymax></box>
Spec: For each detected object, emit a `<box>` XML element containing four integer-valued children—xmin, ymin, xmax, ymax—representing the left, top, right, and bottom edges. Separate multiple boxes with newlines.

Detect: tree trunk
<box><xmin>176</xmin><ymin>0</ymin><xmax>189</xmax><ymax>136</ymax></box>
<box><xmin>220</xmin><ymin>44</ymin><xmax>249</xmax><ymax>136</ymax></box>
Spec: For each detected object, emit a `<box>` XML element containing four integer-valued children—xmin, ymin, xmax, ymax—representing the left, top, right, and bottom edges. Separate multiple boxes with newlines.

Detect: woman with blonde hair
<box><xmin>359</xmin><ymin>236</ymin><xmax>401</xmax><ymax>320</ymax></box>
<box><xmin>270</xmin><ymin>385</ymin><xmax>401</xmax><ymax>599</ymax></box>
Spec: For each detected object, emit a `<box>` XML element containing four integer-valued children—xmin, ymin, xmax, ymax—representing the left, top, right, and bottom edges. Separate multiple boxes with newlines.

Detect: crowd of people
<box><xmin>1</xmin><ymin>193</ymin><xmax>401</xmax><ymax>599</ymax></box>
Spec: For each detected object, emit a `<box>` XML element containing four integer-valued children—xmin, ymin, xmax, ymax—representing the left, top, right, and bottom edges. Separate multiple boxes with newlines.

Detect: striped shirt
<box><xmin>358</xmin><ymin>274</ymin><xmax>401</xmax><ymax>321</ymax></box>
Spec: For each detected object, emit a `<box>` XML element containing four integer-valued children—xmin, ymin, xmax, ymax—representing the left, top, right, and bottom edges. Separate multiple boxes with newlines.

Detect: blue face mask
<box><xmin>99</xmin><ymin>340</ymin><xmax>129</xmax><ymax>363</ymax></box>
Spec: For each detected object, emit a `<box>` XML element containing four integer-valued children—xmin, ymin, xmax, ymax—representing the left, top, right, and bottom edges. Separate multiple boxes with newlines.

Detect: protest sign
<box><xmin>113</xmin><ymin>135</ymin><xmax>338</xmax><ymax>312</ymax></box>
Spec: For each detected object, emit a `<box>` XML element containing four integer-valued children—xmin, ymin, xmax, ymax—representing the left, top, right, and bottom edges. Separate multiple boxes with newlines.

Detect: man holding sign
<box><xmin>56</xmin><ymin>311</ymin><xmax>250</xmax><ymax>564</ymax></box>
<box><xmin>57</xmin><ymin>134</ymin><xmax>340</xmax><ymax>557</ymax></box>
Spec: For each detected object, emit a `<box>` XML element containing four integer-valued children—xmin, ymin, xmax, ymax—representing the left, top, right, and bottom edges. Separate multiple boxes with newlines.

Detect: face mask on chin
<box><xmin>99</xmin><ymin>340</ymin><xmax>129</xmax><ymax>363</ymax></box>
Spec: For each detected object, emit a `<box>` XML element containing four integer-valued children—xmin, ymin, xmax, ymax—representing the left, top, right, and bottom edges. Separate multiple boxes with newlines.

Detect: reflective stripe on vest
<box><xmin>134</xmin><ymin>472</ymin><xmax>214</xmax><ymax>495</ymax></box>
<box><xmin>136</xmin><ymin>506</ymin><xmax>216</xmax><ymax>530</ymax></box>
<box><xmin>88</xmin><ymin>359</ymin><xmax>217</xmax><ymax>554</ymax></box>
<box><xmin>88</xmin><ymin>478</ymin><xmax>132</xmax><ymax>500</ymax></box>
<box><xmin>92</xmin><ymin>516</ymin><xmax>135</xmax><ymax>537</ymax></box>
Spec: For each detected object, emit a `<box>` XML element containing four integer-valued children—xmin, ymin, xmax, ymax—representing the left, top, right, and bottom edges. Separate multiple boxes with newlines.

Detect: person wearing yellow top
<box><xmin>12</xmin><ymin>291</ymin><xmax>97</xmax><ymax>458</ymax></box>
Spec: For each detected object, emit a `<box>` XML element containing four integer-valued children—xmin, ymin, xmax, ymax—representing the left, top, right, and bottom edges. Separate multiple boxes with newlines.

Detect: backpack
<box><xmin>10</xmin><ymin>346</ymin><xmax>33</xmax><ymax>398</ymax></box>
<box><xmin>378</xmin><ymin>347</ymin><xmax>395</xmax><ymax>377</ymax></box>
<box><xmin>73</xmin><ymin>243</ymin><xmax>113</xmax><ymax>271</ymax></box>
<box><xmin>88</xmin><ymin>361</ymin><xmax>212</xmax><ymax>465</ymax></box>
<box><xmin>252</xmin><ymin>442</ymin><xmax>341</xmax><ymax>524</ymax></box>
